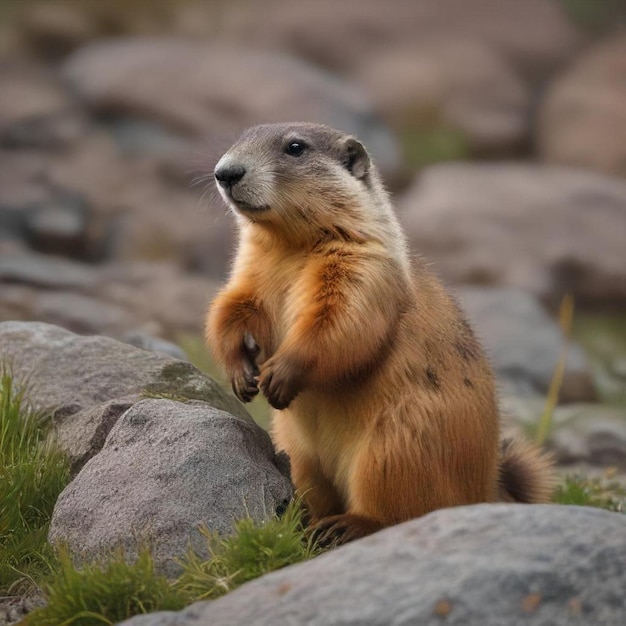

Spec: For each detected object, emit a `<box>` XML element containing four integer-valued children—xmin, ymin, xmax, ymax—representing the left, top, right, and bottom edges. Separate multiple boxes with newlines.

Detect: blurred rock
<box><xmin>102</xmin><ymin>117</ymin><xmax>189</xmax><ymax>157</ymax></box>
<box><xmin>34</xmin><ymin>292</ymin><xmax>132</xmax><ymax>336</ymax></box>
<box><xmin>0</xmin><ymin>252</ymin><xmax>97</xmax><ymax>290</ymax></box>
<box><xmin>356</xmin><ymin>37</ymin><xmax>530</xmax><ymax>155</ymax></box>
<box><xmin>0</xmin><ymin>253</ymin><xmax>216</xmax><ymax>337</ymax></box>
<box><xmin>551</xmin><ymin>404</ymin><xmax>626</xmax><ymax>470</ymax></box>
<box><xmin>23</xmin><ymin>194</ymin><xmax>90</xmax><ymax>258</ymax></box>
<box><xmin>122</xmin><ymin>330</ymin><xmax>189</xmax><ymax>361</ymax></box>
<box><xmin>61</xmin><ymin>37</ymin><xmax>403</xmax><ymax>181</ymax></box>
<box><xmin>399</xmin><ymin>163</ymin><xmax>626</xmax><ymax>308</ymax></box>
<box><xmin>120</xmin><ymin>504</ymin><xmax>626</xmax><ymax>626</ymax></box>
<box><xmin>99</xmin><ymin>261</ymin><xmax>217</xmax><ymax>335</ymax></box>
<box><xmin>0</xmin><ymin>132</ymin><xmax>226</xmax><ymax>273</ymax></box>
<box><xmin>538</xmin><ymin>35</ymin><xmax>626</xmax><ymax>178</ymax></box>
<box><xmin>0</xmin><ymin>64</ymin><xmax>87</xmax><ymax>149</ymax></box>
<box><xmin>18</xmin><ymin>2</ymin><xmax>97</xmax><ymax>59</ymax></box>
<box><xmin>457</xmin><ymin>287</ymin><xmax>595</xmax><ymax>403</ymax></box>
<box><xmin>0</xmin><ymin>149</ymin><xmax>51</xmax><ymax>208</ymax></box>
<box><xmin>227</xmin><ymin>0</ymin><xmax>584</xmax><ymax>80</ymax></box>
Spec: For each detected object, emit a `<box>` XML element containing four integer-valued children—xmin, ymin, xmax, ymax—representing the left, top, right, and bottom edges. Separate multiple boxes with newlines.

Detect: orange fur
<box><xmin>205</xmin><ymin>123</ymin><xmax>553</xmax><ymax>544</ymax></box>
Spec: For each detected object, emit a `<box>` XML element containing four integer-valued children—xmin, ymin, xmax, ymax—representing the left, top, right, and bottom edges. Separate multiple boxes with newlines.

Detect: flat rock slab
<box><xmin>50</xmin><ymin>399</ymin><xmax>292</xmax><ymax>577</ymax></box>
<box><xmin>121</xmin><ymin>504</ymin><xmax>626</xmax><ymax>626</ymax></box>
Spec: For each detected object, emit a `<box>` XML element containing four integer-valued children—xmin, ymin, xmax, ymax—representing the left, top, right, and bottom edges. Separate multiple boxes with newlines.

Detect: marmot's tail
<box><xmin>498</xmin><ymin>438</ymin><xmax>556</xmax><ymax>503</ymax></box>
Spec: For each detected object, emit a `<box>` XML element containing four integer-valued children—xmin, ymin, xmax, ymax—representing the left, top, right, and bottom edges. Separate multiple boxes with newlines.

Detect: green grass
<box><xmin>25</xmin><ymin>547</ymin><xmax>187</xmax><ymax>626</ymax></box>
<box><xmin>0</xmin><ymin>369</ymin><xmax>71</xmax><ymax>594</ymax></box>
<box><xmin>400</xmin><ymin>124</ymin><xmax>469</xmax><ymax>170</ymax></box>
<box><xmin>26</xmin><ymin>500</ymin><xmax>319</xmax><ymax>625</ymax></box>
<box><xmin>572</xmin><ymin>314</ymin><xmax>626</xmax><ymax>408</ymax></box>
<box><xmin>554</xmin><ymin>473</ymin><xmax>626</xmax><ymax>513</ymax></box>
<box><xmin>175</xmin><ymin>499</ymin><xmax>320</xmax><ymax>600</ymax></box>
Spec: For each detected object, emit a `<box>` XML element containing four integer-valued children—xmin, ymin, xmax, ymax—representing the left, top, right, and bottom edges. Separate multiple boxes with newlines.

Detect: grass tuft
<box><xmin>175</xmin><ymin>499</ymin><xmax>321</xmax><ymax>600</ymax></box>
<box><xmin>24</xmin><ymin>547</ymin><xmax>186</xmax><ymax>626</ymax></box>
<box><xmin>554</xmin><ymin>472</ymin><xmax>626</xmax><ymax>513</ymax></box>
<box><xmin>535</xmin><ymin>294</ymin><xmax>575</xmax><ymax>446</ymax></box>
<box><xmin>400</xmin><ymin>124</ymin><xmax>469</xmax><ymax>170</ymax></box>
<box><xmin>0</xmin><ymin>368</ymin><xmax>70</xmax><ymax>594</ymax></box>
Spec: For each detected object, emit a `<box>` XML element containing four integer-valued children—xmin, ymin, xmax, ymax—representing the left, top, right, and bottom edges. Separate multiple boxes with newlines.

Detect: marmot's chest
<box><xmin>261</xmin><ymin>255</ymin><xmax>311</xmax><ymax>338</ymax></box>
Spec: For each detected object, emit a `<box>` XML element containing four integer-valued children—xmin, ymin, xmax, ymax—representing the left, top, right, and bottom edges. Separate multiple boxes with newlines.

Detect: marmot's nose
<box><xmin>215</xmin><ymin>163</ymin><xmax>246</xmax><ymax>188</ymax></box>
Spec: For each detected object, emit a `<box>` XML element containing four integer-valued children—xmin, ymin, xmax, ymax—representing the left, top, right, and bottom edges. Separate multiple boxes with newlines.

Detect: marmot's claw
<box><xmin>309</xmin><ymin>514</ymin><xmax>382</xmax><ymax>548</ymax></box>
<box><xmin>232</xmin><ymin>368</ymin><xmax>259</xmax><ymax>403</ymax></box>
<box><xmin>232</xmin><ymin>339</ymin><xmax>261</xmax><ymax>403</ymax></box>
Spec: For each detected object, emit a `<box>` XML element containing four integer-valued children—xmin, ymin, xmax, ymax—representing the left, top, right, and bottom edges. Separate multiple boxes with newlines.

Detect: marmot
<box><xmin>206</xmin><ymin>122</ymin><xmax>554</xmax><ymax>543</ymax></box>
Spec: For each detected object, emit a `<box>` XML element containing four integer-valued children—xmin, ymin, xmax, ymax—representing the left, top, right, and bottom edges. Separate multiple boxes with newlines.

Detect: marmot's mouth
<box><xmin>231</xmin><ymin>199</ymin><xmax>271</xmax><ymax>213</ymax></box>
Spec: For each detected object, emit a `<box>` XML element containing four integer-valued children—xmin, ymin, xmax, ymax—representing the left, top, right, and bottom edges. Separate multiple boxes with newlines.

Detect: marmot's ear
<box><xmin>342</xmin><ymin>137</ymin><xmax>370</xmax><ymax>180</ymax></box>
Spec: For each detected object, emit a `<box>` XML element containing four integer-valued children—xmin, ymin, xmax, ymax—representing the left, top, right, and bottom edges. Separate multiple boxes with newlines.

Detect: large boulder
<box><xmin>49</xmin><ymin>399</ymin><xmax>292</xmax><ymax>577</ymax></box>
<box><xmin>0</xmin><ymin>321</ymin><xmax>292</xmax><ymax>576</ymax></box>
<box><xmin>456</xmin><ymin>287</ymin><xmax>595</xmax><ymax>403</ymax></box>
<box><xmin>538</xmin><ymin>36</ymin><xmax>626</xmax><ymax>178</ymax></box>
<box><xmin>120</xmin><ymin>504</ymin><xmax>626</xmax><ymax>626</ymax></box>
<box><xmin>61</xmin><ymin>37</ymin><xmax>402</xmax><ymax>181</ymax></box>
<box><xmin>398</xmin><ymin>163</ymin><xmax>626</xmax><ymax>307</ymax></box>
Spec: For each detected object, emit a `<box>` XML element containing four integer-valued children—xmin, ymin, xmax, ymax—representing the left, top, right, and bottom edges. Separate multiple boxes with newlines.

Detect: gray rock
<box><xmin>399</xmin><ymin>163</ymin><xmax>626</xmax><ymax>307</ymax></box>
<box><xmin>120</xmin><ymin>504</ymin><xmax>626</xmax><ymax>626</ymax></box>
<box><xmin>49</xmin><ymin>399</ymin><xmax>292</xmax><ymax>577</ymax></box>
<box><xmin>456</xmin><ymin>287</ymin><xmax>595</xmax><ymax>402</ymax></box>
<box><xmin>55</xmin><ymin>395</ymin><xmax>138</xmax><ymax>473</ymax></box>
<box><xmin>0</xmin><ymin>322</ymin><xmax>248</xmax><ymax>466</ymax></box>
<box><xmin>551</xmin><ymin>404</ymin><xmax>626</xmax><ymax>470</ymax></box>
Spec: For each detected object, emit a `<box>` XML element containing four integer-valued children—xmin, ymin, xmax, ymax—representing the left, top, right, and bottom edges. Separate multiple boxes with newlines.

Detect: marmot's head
<box><xmin>214</xmin><ymin>122</ymin><xmax>389</xmax><ymax>244</ymax></box>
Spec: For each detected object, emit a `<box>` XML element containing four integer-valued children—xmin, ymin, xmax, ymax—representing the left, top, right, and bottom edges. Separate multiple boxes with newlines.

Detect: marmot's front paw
<box><xmin>258</xmin><ymin>356</ymin><xmax>303</xmax><ymax>410</ymax></box>
<box><xmin>230</xmin><ymin>332</ymin><xmax>260</xmax><ymax>403</ymax></box>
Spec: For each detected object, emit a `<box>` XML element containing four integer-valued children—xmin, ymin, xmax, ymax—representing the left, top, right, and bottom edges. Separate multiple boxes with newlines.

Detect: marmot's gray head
<box><xmin>214</xmin><ymin>122</ymin><xmax>389</xmax><ymax>243</ymax></box>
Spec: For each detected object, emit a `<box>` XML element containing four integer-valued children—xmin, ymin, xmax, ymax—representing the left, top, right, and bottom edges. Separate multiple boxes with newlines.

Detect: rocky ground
<box><xmin>1</xmin><ymin>320</ymin><xmax>625</xmax><ymax>626</ymax></box>
<box><xmin>0</xmin><ymin>0</ymin><xmax>625</xmax><ymax>623</ymax></box>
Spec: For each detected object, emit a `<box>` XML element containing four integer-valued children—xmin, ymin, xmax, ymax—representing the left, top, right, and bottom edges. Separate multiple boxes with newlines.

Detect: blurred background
<box><xmin>0</xmin><ymin>0</ymin><xmax>625</xmax><ymax>477</ymax></box>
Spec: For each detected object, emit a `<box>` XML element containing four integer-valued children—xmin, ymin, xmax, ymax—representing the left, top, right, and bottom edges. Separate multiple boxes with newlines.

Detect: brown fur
<box><xmin>206</xmin><ymin>122</ymin><xmax>554</xmax><ymax>544</ymax></box>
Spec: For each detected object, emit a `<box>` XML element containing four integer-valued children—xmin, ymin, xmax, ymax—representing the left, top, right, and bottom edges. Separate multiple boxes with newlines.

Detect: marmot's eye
<box><xmin>285</xmin><ymin>141</ymin><xmax>307</xmax><ymax>157</ymax></box>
